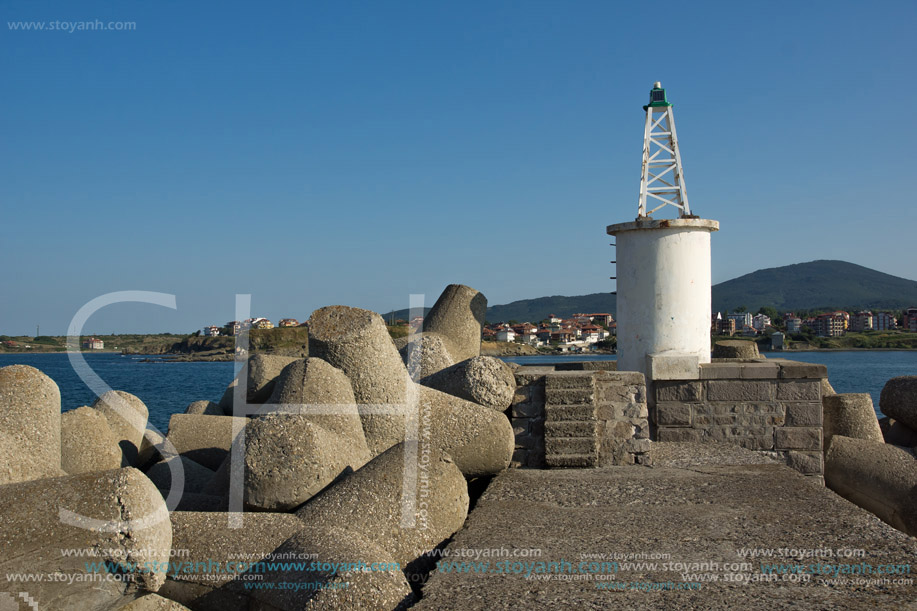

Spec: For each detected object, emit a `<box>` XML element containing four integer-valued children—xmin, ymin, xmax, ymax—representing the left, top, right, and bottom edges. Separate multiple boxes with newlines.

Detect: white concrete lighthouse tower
<box><xmin>607</xmin><ymin>82</ymin><xmax>718</xmax><ymax>381</ymax></box>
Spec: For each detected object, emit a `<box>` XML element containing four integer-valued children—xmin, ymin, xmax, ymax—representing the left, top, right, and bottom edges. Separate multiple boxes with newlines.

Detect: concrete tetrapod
<box><xmin>165</xmin><ymin>414</ymin><xmax>248</xmax><ymax>470</ymax></box>
<box><xmin>157</xmin><ymin>511</ymin><xmax>306</xmax><ymax>610</ymax></box>
<box><xmin>397</xmin><ymin>332</ymin><xmax>456</xmax><ymax>380</ymax></box>
<box><xmin>240</xmin><ymin>413</ymin><xmax>370</xmax><ymax>511</ymax></box>
<box><xmin>183</xmin><ymin>400</ymin><xmax>223</xmax><ymax>416</ymax></box>
<box><xmin>421</xmin><ymin>356</ymin><xmax>516</xmax><ymax>411</ymax></box>
<box><xmin>244</xmin><ymin>354</ymin><xmax>300</xmax><ymax>404</ymax></box>
<box><xmin>145</xmin><ymin>455</ymin><xmax>216</xmax><ymax>496</ymax></box>
<box><xmin>825</xmin><ymin>435</ymin><xmax>917</xmax><ymax>536</ymax></box>
<box><xmin>241</xmin><ymin>526</ymin><xmax>415</xmax><ymax>611</ymax></box>
<box><xmin>422</xmin><ymin>284</ymin><xmax>487</xmax><ymax>363</ymax></box>
<box><xmin>880</xmin><ymin>376</ymin><xmax>917</xmax><ymax>432</ymax></box>
<box><xmin>295</xmin><ymin>442</ymin><xmax>469</xmax><ymax>569</ymax></box>
<box><xmin>418</xmin><ymin>384</ymin><xmax>514</xmax><ymax>477</ymax></box>
<box><xmin>264</xmin><ymin>357</ymin><xmax>371</xmax><ymax>456</ymax></box>
<box><xmin>308</xmin><ymin>306</ymin><xmax>410</xmax><ymax>456</ymax></box>
<box><xmin>879</xmin><ymin>417</ymin><xmax>917</xmax><ymax>448</ymax></box>
<box><xmin>822</xmin><ymin>393</ymin><xmax>883</xmax><ymax>451</ymax></box>
<box><xmin>92</xmin><ymin>390</ymin><xmax>150</xmax><ymax>467</ymax></box>
<box><xmin>61</xmin><ymin>406</ymin><xmax>123</xmax><ymax>474</ymax></box>
<box><xmin>0</xmin><ymin>364</ymin><xmax>62</xmax><ymax>484</ymax></box>
<box><xmin>0</xmin><ymin>468</ymin><xmax>172</xmax><ymax>609</ymax></box>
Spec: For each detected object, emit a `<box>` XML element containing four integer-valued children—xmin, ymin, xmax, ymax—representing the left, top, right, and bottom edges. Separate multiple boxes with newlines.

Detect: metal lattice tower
<box><xmin>637</xmin><ymin>82</ymin><xmax>691</xmax><ymax>218</ymax></box>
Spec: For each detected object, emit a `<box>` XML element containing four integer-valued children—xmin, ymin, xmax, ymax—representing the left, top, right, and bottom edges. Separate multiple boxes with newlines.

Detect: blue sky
<box><xmin>2</xmin><ymin>1</ymin><xmax>915</xmax><ymax>334</ymax></box>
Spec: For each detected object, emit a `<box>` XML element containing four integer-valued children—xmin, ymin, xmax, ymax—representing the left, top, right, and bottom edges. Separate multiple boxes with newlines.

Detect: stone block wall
<box><xmin>653</xmin><ymin>359</ymin><xmax>826</xmax><ymax>476</ymax></box>
<box><xmin>510</xmin><ymin>366</ymin><xmax>649</xmax><ymax>468</ymax></box>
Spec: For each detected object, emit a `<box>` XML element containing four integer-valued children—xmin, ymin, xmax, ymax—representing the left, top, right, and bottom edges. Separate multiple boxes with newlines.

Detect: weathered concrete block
<box><xmin>700</xmin><ymin>362</ymin><xmax>744</xmax><ymax>380</ymax></box>
<box><xmin>656</xmin><ymin>428</ymin><xmax>704</xmax><ymax>443</ymax></box>
<box><xmin>825</xmin><ymin>435</ymin><xmax>917</xmax><ymax>536</ymax></box>
<box><xmin>785</xmin><ymin>450</ymin><xmax>824</xmax><ymax>475</ymax></box>
<box><xmin>545</xmin><ymin>372</ymin><xmax>596</xmax><ymax>389</ymax></box>
<box><xmin>512</xmin><ymin>400</ymin><xmax>543</xmax><ymax>418</ymax></box>
<box><xmin>241</xmin><ymin>527</ymin><xmax>415</xmax><ymax>611</ymax></box>
<box><xmin>308</xmin><ymin>305</ymin><xmax>409</xmax><ymax>456</ymax></box>
<box><xmin>546</xmin><ymin>437</ymin><xmax>596</xmax><ymax>455</ymax></box>
<box><xmin>547</xmin><ymin>453</ymin><xmax>597</xmax><ymax>468</ymax></box>
<box><xmin>545</xmin><ymin>388</ymin><xmax>594</xmax><ymax>405</ymax></box>
<box><xmin>739</xmin><ymin>362</ymin><xmax>780</xmax><ymax>379</ymax></box>
<box><xmin>92</xmin><ymin>390</ymin><xmax>149</xmax><ymax>466</ymax></box>
<box><xmin>419</xmin><ymin>385</ymin><xmax>514</xmax><ymax>478</ymax></box>
<box><xmin>646</xmin><ymin>352</ymin><xmax>700</xmax><ymax>380</ymax></box>
<box><xmin>712</xmin><ymin>340</ymin><xmax>759</xmax><ymax>359</ymax></box>
<box><xmin>166</xmin><ymin>414</ymin><xmax>247</xmax><ymax>470</ymax></box>
<box><xmin>61</xmin><ymin>406</ymin><xmax>123</xmax><ymax>475</ymax></box>
<box><xmin>0</xmin><ymin>468</ymin><xmax>171</xmax><ymax>608</ymax></box>
<box><xmin>422</xmin><ymin>284</ymin><xmax>487</xmax><ymax>363</ymax></box>
<box><xmin>0</xmin><ymin>364</ymin><xmax>61</xmax><ymax>484</ymax></box>
<box><xmin>422</xmin><ymin>356</ymin><xmax>516</xmax><ymax>411</ymax></box>
<box><xmin>241</xmin><ymin>413</ymin><xmax>370</xmax><ymax>511</ymax></box>
<box><xmin>777</xmin><ymin>380</ymin><xmax>821</xmax><ymax>401</ymax></box>
<box><xmin>880</xmin><ymin>376</ymin><xmax>917</xmax><ymax>432</ymax></box>
<box><xmin>145</xmin><ymin>455</ymin><xmax>215</xmax><ymax>496</ymax></box>
<box><xmin>264</xmin><ymin>357</ymin><xmax>371</xmax><ymax>454</ymax></box>
<box><xmin>545</xmin><ymin>421</ymin><xmax>597</xmax><ymax>438</ymax></box>
<box><xmin>544</xmin><ymin>403</ymin><xmax>595</xmax><ymax>422</ymax></box>
<box><xmin>655</xmin><ymin>381</ymin><xmax>702</xmax><ymax>402</ymax></box>
<box><xmin>785</xmin><ymin>402</ymin><xmax>823</xmax><ymax>427</ymax></box>
<box><xmin>823</xmin><ymin>393</ymin><xmax>883</xmax><ymax>450</ymax></box>
<box><xmin>777</xmin><ymin>360</ymin><xmax>828</xmax><ymax>379</ymax></box>
<box><xmin>184</xmin><ymin>400</ymin><xmax>223</xmax><ymax>416</ymax></box>
<box><xmin>707</xmin><ymin>380</ymin><xmax>776</xmax><ymax>402</ymax></box>
<box><xmin>398</xmin><ymin>332</ymin><xmax>455</xmax><ymax>380</ymax></box>
<box><xmin>775</xmin><ymin>427</ymin><xmax>822</xmax><ymax>451</ymax></box>
<box><xmin>243</xmin><ymin>354</ymin><xmax>300</xmax><ymax>404</ymax></box>
<box><xmin>736</xmin><ymin>435</ymin><xmax>776</xmax><ymax>451</ymax></box>
<box><xmin>879</xmin><ymin>417</ymin><xmax>917</xmax><ymax>448</ymax></box>
<box><xmin>295</xmin><ymin>442</ymin><xmax>468</xmax><ymax>568</ymax></box>
<box><xmin>158</xmin><ymin>511</ymin><xmax>305</xmax><ymax>609</ymax></box>
<box><xmin>656</xmin><ymin>403</ymin><xmax>692</xmax><ymax>426</ymax></box>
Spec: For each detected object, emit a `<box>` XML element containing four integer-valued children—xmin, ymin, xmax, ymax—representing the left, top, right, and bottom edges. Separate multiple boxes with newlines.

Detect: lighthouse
<box><xmin>607</xmin><ymin>82</ymin><xmax>719</xmax><ymax>381</ymax></box>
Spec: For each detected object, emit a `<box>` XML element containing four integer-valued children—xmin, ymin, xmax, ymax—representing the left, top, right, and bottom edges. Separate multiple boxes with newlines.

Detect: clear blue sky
<box><xmin>2</xmin><ymin>1</ymin><xmax>915</xmax><ymax>335</ymax></box>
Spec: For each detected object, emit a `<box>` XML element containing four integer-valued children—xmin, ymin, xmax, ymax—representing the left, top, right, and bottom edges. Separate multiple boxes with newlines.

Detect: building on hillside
<box><xmin>785</xmin><ymin>317</ymin><xmax>802</xmax><ymax>334</ymax></box>
<box><xmin>496</xmin><ymin>328</ymin><xmax>516</xmax><ymax>343</ymax></box>
<box><xmin>873</xmin><ymin>312</ymin><xmax>897</xmax><ymax>330</ymax></box>
<box><xmin>251</xmin><ymin>318</ymin><xmax>274</xmax><ymax>330</ymax></box>
<box><xmin>580</xmin><ymin>324</ymin><xmax>602</xmax><ymax>343</ymax></box>
<box><xmin>771</xmin><ymin>332</ymin><xmax>785</xmax><ymax>350</ymax></box>
<box><xmin>849</xmin><ymin>312</ymin><xmax>873</xmax><ymax>333</ymax></box>
<box><xmin>727</xmin><ymin>312</ymin><xmax>752</xmax><ymax>329</ymax></box>
<box><xmin>752</xmin><ymin>313</ymin><xmax>771</xmax><ymax>331</ymax></box>
<box><xmin>202</xmin><ymin>325</ymin><xmax>221</xmax><ymax>337</ymax></box>
<box><xmin>905</xmin><ymin>307</ymin><xmax>917</xmax><ymax>332</ymax></box>
<box><xmin>548</xmin><ymin>314</ymin><xmax>562</xmax><ymax>324</ymax></box>
<box><xmin>812</xmin><ymin>313</ymin><xmax>846</xmax><ymax>337</ymax></box>
<box><xmin>225</xmin><ymin>321</ymin><xmax>241</xmax><ymax>336</ymax></box>
<box><xmin>715</xmin><ymin>316</ymin><xmax>736</xmax><ymax>336</ymax></box>
<box><xmin>278</xmin><ymin>318</ymin><xmax>299</xmax><ymax>327</ymax></box>
<box><xmin>83</xmin><ymin>337</ymin><xmax>105</xmax><ymax>350</ymax></box>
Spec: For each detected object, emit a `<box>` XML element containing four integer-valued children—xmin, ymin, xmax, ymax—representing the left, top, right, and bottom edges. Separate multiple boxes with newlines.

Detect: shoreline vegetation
<box><xmin>3</xmin><ymin>325</ymin><xmax>917</xmax><ymax>362</ymax></box>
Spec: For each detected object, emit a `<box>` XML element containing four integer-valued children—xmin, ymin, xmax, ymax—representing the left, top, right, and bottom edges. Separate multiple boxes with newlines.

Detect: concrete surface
<box><xmin>415</xmin><ymin>442</ymin><xmax>917</xmax><ymax>610</ymax></box>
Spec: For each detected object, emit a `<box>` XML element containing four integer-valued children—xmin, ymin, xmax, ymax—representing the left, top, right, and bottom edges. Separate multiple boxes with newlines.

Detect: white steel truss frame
<box><xmin>637</xmin><ymin>105</ymin><xmax>690</xmax><ymax>217</ymax></box>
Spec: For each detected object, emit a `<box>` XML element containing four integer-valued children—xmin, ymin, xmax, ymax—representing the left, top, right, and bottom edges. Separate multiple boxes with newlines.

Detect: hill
<box><xmin>711</xmin><ymin>260</ymin><xmax>917</xmax><ymax>313</ymax></box>
<box><xmin>408</xmin><ymin>260</ymin><xmax>916</xmax><ymax>324</ymax></box>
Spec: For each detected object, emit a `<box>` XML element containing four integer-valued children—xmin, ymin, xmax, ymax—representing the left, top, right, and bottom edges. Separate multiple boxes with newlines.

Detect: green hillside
<box><xmin>473</xmin><ymin>260</ymin><xmax>917</xmax><ymax>323</ymax></box>
<box><xmin>485</xmin><ymin>293</ymin><xmax>616</xmax><ymax>324</ymax></box>
<box><xmin>711</xmin><ymin>260</ymin><xmax>917</xmax><ymax>313</ymax></box>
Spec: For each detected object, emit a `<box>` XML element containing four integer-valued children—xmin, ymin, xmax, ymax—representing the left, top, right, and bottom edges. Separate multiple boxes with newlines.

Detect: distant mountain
<box><xmin>711</xmin><ymin>260</ymin><xmax>917</xmax><ymax>314</ymax></box>
<box><xmin>485</xmin><ymin>293</ymin><xmax>616</xmax><ymax>324</ymax></box>
<box><xmin>381</xmin><ymin>261</ymin><xmax>917</xmax><ymax>324</ymax></box>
